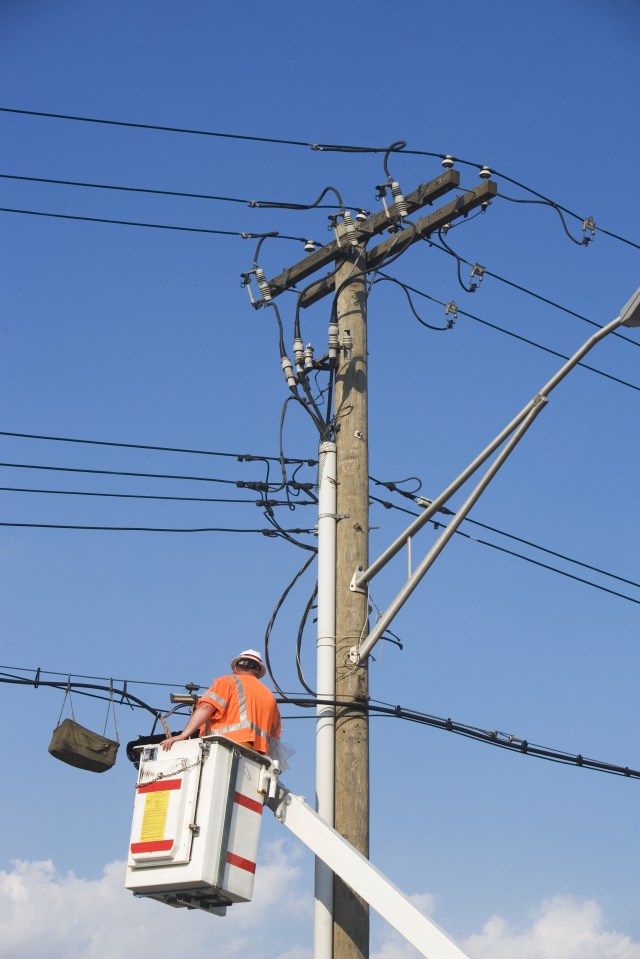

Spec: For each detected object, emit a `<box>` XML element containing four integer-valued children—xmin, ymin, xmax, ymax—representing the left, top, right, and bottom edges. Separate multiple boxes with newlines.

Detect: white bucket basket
<box><xmin>125</xmin><ymin>735</ymin><xmax>273</xmax><ymax>915</ymax></box>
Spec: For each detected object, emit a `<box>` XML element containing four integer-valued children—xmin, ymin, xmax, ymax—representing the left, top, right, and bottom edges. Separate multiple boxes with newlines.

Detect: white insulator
<box><xmin>281</xmin><ymin>355</ymin><xmax>297</xmax><ymax>389</ymax></box>
<box><xmin>255</xmin><ymin>267</ymin><xmax>272</xmax><ymax>302</ymax></box>
<box><xmin>479</xmin><ymin>165</ymin><xmax>492</xmax><ymax>179</ymax></box>
<box><xmin>303</xmin><ymin>343</ymin><xmax>314</xmax><ymax>371</ymax></box>
<box><xmin>293</xmin><ymin>336</ymin><xmax>304</xmax><ymax>371</ymax></box>
<box><xmin>390</xmin><ymin>181</ymin><xmax>408</xmax><ymax>218</ymax></box>
<box><xmin>342</xmin><ymin>210</ymin><xmax>358</xmax><ymax>246</ymax></box>
<box><xmin>356</xmin><ymin>210</ymin><xmax>368</xmax><ymax>222</ymax></box>
<box><xmin>442</xmin><ymin>155</ymin><xmax>455</xmax><ymax>169</ymax></box>
<box><xmin>304</xmin><ymin>239</ymin><xmax>316</xmax><ymax>253</ymax></box>
<box><xmin>328</xmin><ymin>321</ymin><xmax>339</xmax><ymax>359</ymax></box>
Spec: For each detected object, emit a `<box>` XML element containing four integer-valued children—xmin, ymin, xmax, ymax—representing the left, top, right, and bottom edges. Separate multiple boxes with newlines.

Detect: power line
<box><xmin>0</xmin><ymin>460</ymin><xmax>310</xmax><ymax>490</ymax></box>
<box><xmin>2</xmin><ymin>434</ymin><xmax>634</xmax><ymax>600</ymax></box>
<box><xmin>0</xmin><ymin>171</ymin><xmax>344</xmax><ymax>212</ymax></box>
<box><xmin>369</xmin><ymin>493</ymin><xmax>640</xmax><ymax>606</ymax></box>
<box><xmin>2</xmin><ymin>667</ymin><xmax>637</xmax><ymax>779</ymax></box>
<box><xmin>5</xmin><ymin>209</ymin><xmax>637</xmax><ymax>387</ymax></box>
<box><xmin>371</xmin><ymin>483</ymin><xmax>640</xmax><ymax>590</ymax></box>
<box><xmin>0</xmin><ymin>206</ymin><xmax>315</xmax><ymax>243</ymax></box>
<box><xmin>379</xmin><ymin>274</ymin><xmax>640</xmax><ymax>393</ymax></box>
<box><xmin>2</xmin><ymin>105</ymin><xmax>638</xmax><ymax>251</ymax></box>
<box><xmin>423</xmin><ymin>245</ymin><xmax>640</xmax><ymax>348</ymax></box>
<box><xmin>2</xmin><ymin>185</ymin><xmax>635</xmax><ymax>361</ymax></box>
<box><xmin>0</xmin><ymin>105</ymin><xmax>312</xmax><ymax>148</ymax></box>
<box><xmin>0</xmin><ymin>486</ymin><xmax>316</xmax><ymax>507</ymax></box>
<box><xmin>0</xmin><ymin>522</ymin><xmax>315</xmax><ymax>534</ymax></box>
<box><xmin>0</xmin><ymin>430</ymin><xmax>316</xmax><ymax>465</ymax></box>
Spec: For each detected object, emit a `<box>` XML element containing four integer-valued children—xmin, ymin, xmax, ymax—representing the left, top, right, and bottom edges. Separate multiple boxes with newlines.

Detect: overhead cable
<box><xmin>0</xmin><ymin>522</ymin><xmax>315</xmax><ymax>534</ymax></box>
<box><xmin>2</xmin><ymin>667</ymin><xmax>637</xmax><ymax>779</ymax></box>
<box><xmin>2</xmin><ymin>106</ymin><xmax>637</xmax><ymax>250</ymax></box>
<box><xmin>369</xmin><ymin>493</ymin><xmax>640</xmax><ymax>606</ymax></box>
<box><xmin>378</xmin><ymin>273</ymin><xmax>640</xmax><ymax>393</ymax></box>
<box><xmin>0</xmin><ymin>486</ymin><xmax>315</xmax><ymax>507</ymax></box>
<box><xmin>0</xmin><ymin>206</ymin><xmax>315</xmax><ymax>242</ymax></box>
<box><xmin>0</xmin><ymin>460</ymin><xmax>306</xmax><ymax>489</ymax></box>
<box><xmin>0</xmin><ymin>430</ymin><xmax>315</xmax><ymax>465</ymax></box>
<box><xmin>423</xmin><ymin>244</ymin><xmax>640</xmax><ymax>349</ymax></box>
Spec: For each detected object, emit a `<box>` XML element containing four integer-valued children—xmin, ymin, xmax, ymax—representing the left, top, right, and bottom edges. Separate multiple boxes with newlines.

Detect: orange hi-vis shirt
<box><xmin>196</xmin><ymin>672</ymin><xmax>281</xmax><ymax>755</ymax></box>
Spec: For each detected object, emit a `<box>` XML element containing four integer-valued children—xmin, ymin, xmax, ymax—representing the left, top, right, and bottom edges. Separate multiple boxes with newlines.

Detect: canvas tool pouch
<box><xmin>48</xmin><ymin>684</ymin><xmax>119</xmax><ymax>773</ymax></box>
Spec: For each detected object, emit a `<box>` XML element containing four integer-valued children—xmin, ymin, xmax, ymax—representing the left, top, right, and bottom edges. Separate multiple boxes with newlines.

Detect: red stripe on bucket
<box><xmin>226</xmin><ymin>851</ymin><xmax>256</xmax><ymax>874</ymax></box>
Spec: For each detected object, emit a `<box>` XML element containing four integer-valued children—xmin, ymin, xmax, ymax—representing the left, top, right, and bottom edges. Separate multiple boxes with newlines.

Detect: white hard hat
<box><xmin>231</xmin><ymin>649</ymin><xmax>266</xmax><ymax>678</ymax></box>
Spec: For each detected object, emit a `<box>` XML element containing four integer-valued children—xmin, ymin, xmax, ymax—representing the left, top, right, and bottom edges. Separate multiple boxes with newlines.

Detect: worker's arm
<box><xmin>160</xmin><ymin>702</ymin><xmax>214</xmax><ymax>751</ymax></box>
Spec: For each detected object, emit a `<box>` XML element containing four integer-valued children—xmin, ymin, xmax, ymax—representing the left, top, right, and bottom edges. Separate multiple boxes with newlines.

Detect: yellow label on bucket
<box><xmin>140</xmin><ymin>790</ymin><xmax>171</xmax><ymax>842</ymax></box>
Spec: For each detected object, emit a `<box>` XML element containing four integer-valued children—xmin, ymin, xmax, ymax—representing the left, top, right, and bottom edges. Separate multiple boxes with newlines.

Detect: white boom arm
<box><xmin>266</xmin><ymin>785</ymin><xmax>470</xmax><ymax>959</ymax></box>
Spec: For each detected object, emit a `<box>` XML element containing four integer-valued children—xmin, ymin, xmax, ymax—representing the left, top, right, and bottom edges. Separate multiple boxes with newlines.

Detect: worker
<box><xmin>160</xmin><ymin>649</ymin><xmax>281</xmax><ymax>757</ymax></box>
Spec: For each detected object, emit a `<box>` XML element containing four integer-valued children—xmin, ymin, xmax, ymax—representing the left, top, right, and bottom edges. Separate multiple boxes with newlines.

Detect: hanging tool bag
<box><xmin>49</xmin><ymin>684</ymin><xmax>120</xmax><ymax>773</ymax></box>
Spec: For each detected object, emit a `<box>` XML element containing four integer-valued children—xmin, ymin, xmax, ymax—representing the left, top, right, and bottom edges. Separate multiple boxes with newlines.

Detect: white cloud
<box><xmin>463</xmin><ymin>896</ymin><xmax>640</xmax><ymax>959</ymax></box>
<box><xmin>1</xmin><ymin>852</ymin><xmax>639</xmax><ymax>959</ymax></box>
<box><xmin>370</xmin><ymin>894</ymin><xmax>640</xmax><ymax>959</ymax></box>
<box><xmin>0</xmin><ymin>839</ymin><xmax>313</xmax><ymax>959</ymax></box>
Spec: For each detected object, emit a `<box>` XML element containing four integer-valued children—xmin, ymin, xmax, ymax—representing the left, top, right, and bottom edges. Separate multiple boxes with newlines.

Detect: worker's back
<box><xmin>199</xmin><ymin>671</ymin><xmax>281</xmax><ymax>754</ymax></box>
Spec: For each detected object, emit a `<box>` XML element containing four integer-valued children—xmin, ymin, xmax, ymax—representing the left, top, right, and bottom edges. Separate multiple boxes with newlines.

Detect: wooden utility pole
<box><xmin>333</xmin><ymin>238</ymin><xmax>370</xmax><ymax>959</ymax></box>
<box><xmin>247</xmin><ymin>166</ymin><xmax>497</xmax><ymax>959</ymax></box>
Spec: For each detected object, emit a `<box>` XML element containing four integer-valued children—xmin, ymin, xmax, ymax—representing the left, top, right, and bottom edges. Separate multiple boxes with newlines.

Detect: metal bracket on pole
<box><xmin>350</xmin><ymin>565</ymin><xmax>367</xmax><ymax>594</ymax></box>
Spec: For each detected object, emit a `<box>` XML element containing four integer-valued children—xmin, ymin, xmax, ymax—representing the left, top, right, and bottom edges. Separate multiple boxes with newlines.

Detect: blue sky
<box><xmin>1</xmin><ymin>2</ymin><xmax>639</xmax><ymax>957</ymax></box>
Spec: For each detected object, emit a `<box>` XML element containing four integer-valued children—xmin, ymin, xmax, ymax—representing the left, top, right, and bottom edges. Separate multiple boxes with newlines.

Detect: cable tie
<box><xmin>34</xmin><ymin>667</ymin><xmax>40</xmax><ymax>689</ymax></box>
<box><xmin>520</xmin><ymin>740</ymin><xmax>529</xmax><ymax>753</ymax></box>
<box><xmin>576</xmin><ymin>754</ymin><xmax>584</xmax><ymax>766</ymax></box>
<box><xmin>445</xmin><ymin>718</ymin><xmax>453</xmax><ymax>731</ymax></box>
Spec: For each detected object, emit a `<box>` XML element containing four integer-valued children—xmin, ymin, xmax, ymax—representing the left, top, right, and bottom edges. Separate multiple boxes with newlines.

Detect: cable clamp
<box><xmin>445</xmin><ymin>301</ymin><xmax>457</xmax><ymax>328</ymax></box>
<box><xmin>582</xmin><ymin>216</ymin><xmax>596</xmax><ymax>244</ymax></box>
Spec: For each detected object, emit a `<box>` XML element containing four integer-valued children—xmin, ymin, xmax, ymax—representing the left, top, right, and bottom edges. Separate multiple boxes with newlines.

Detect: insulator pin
<box><xmin>281</xmin><ymin>355</ymin><xmax>297</xmax><ymax>390</ymax></box>
<box><xmin>328</xmin><ymin>321</ymin><xmax>339</xmax><ymax>360</ymax></box>
<box><xmin>293</xmin><ymin>336</ymin><xmax>304</xmax><ymax>371</ymax></box>
<box><xmin>255</xmin><ymin>267</ymin><xmax>272</xmax><ymax>302</ymax></box>
<box><xmin>390</xmin><ymin>181</ymin><xmax>408</xmax><ymax>218</ymax></box>
<box><xmin>303</xmin><ymin>344</ymin><xmax>314</xmax><ymax>371</ymax></box>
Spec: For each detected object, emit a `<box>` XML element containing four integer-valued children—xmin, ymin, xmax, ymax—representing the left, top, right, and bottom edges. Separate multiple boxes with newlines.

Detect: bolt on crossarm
<box><xmin>351</xmin><ymin>286</ymin><xmax>640</xmax><ymax>665</ymax></box>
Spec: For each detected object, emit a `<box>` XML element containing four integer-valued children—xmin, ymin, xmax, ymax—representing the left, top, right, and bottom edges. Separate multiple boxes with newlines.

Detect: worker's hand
<box><xmin>160</xmin><ymin>733</ymin><xmax>188</xmax><ymax>751</ymax></box>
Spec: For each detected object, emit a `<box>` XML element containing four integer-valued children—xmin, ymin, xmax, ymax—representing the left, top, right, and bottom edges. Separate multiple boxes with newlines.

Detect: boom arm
<box><xmin>266</xmin><ymin>784</ymin><xmax>470</xmax><ymax>959</ymax></box>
